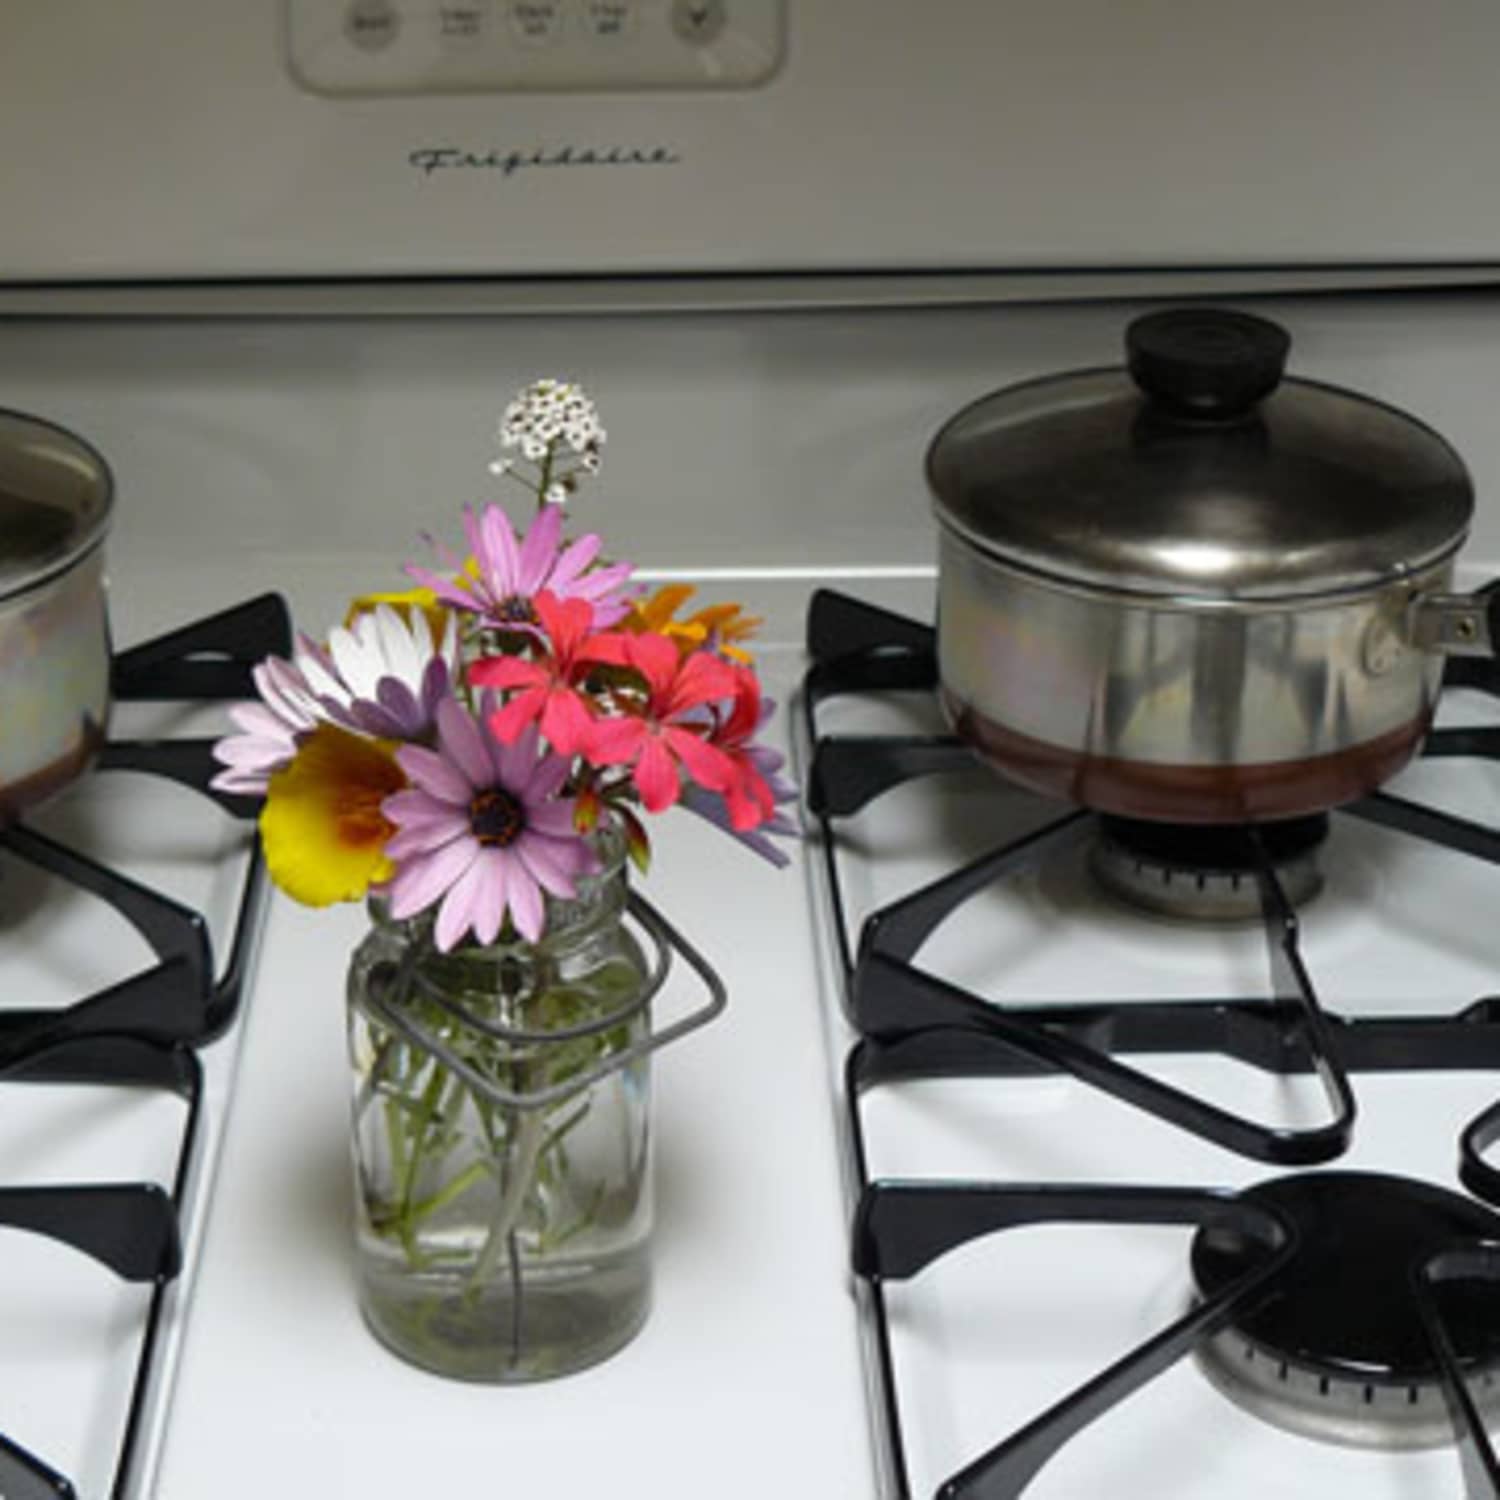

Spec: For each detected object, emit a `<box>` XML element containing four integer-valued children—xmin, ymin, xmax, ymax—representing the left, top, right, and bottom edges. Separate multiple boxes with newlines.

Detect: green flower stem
<box><xmin>355</xmin><ymin>1033</ymin><xmax>400</xmax><ymax>1120</ymax></box>
<box><xmin>363</xmin><ymin>963</ymin><xmax>624</xmax><ymax>1293</ymax></box>
<box><xmin>396</xmin><ymin>1057</ymin><xmax>450</xmax><ymax>1221</ymax></box>
<box><xmin>465</xmin><ymin>1100</ymin><xmax>549</xmax><ymax>1298</ymax></box>
<box><xmin>536</xmin><ymin>442</ymin><xmax>556</xmax><ymax>511</ymax></box>
<box><xmin>383</xmin><ymin>1096</ymin><xmax>411</xmax><ymax>1193</ymax></box>
<box><xmin>539</xmin><ymin>1099</ymin><xmax>589</xmax><ymax>1159</ymax></box>
<box><xmin>498</xmin><ymin>466</ymin><xmax>540</xmax><ymax>498</ymax></box>
<box><xmin>406</xmin><ymin>1158</ymin><xmax>490</xmax><ymax>1223</ymax></box>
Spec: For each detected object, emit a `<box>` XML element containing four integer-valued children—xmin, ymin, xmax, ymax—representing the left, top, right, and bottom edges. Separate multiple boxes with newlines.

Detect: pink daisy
<box><xmin>406</xmin><ymin>501</ymin><xmax>635</xmax><ymax>631</ymax></box>
<box><xmin>381</xmin><ymin>697</ymin><xmax>594</xmax><ymax>949</ymax></box>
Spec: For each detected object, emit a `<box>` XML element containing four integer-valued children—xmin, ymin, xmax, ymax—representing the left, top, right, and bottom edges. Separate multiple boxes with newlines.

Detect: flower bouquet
<box><xmin>213</xmin><ymin>380</ymin><xmax>794</xmax><ymax>1379</ymax></box>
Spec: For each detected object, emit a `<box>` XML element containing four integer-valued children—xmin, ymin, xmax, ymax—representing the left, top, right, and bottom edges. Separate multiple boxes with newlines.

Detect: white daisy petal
<box><xmin>373</xmin><ymin>605</ymin><xmax>423</xmax><ymax>687</ymax></box>
<box><xmin>326</xmin><ymin>625</ymin><xmax>380</xmax><ymax>703</ymax></box>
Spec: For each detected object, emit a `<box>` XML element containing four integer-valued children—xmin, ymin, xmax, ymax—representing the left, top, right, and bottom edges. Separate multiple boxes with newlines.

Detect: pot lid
<box><xmin>927</xmin><ymin>308</ymin><xmax>1475</xmax><ymax>601</ymax></box>
<box><xmin>0</xmin><ymin>409</ymin><xmax>113</xmax><ymax>595</ymax></box>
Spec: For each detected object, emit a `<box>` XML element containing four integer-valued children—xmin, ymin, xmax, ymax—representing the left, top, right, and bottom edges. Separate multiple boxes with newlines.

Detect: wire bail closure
<box><xmin>363</xmin><ymin>891</ymin><xmax>727</xmax><ymax>1113</ymax></box>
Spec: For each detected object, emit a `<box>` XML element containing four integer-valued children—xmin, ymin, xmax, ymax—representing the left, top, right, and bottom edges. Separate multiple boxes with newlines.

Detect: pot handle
<box><xmin>1409</xmin><ymin>583</ymin><xmax>1500</xmax><ymax>658</ymax></box>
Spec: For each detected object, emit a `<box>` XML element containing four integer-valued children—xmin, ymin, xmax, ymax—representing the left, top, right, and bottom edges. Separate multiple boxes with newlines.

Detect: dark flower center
<box><xmin>497</xmin><ymin>595</ymin><xmax>537</xmax><ymax>625</ymax></box>
<box><xmin>469</xmin><ymin>789</ymin><xmax>525</xmax><ymax>846</ymax></box>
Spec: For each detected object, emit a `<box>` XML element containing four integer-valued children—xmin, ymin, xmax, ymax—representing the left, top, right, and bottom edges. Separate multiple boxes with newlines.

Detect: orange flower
<box><xmin>626</xmin><ymin>584</ymin><xmax>760</xmax><ymax>664</ymax></box>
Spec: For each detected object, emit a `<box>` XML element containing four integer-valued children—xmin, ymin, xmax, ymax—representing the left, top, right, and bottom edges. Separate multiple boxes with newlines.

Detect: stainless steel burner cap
<box><xmin>1090</xmin><ymin>815</ymin><xmax>1326</xmax><ymax>922</ymax></box>
<box><xmin>1194</xmin><ymin>1325</ymin><xmax>1499</xmax><ymax>1450</ymax></box>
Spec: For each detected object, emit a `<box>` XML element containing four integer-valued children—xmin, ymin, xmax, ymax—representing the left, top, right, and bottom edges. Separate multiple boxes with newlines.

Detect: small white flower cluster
<box><xmin>493</xmin><ymin>379</ymin><xmax>606</xmax><ymax>494</ymax></box>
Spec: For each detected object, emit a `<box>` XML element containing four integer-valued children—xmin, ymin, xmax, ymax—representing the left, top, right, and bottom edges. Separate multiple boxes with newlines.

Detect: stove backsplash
<box><xmin>4</xmin><ymin>293</ymin><xmax>1500</xmax><ymax>643</ymax></box>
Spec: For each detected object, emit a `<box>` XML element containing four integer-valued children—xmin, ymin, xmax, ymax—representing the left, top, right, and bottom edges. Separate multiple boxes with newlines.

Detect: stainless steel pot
<box><xmin>927</xmin><ymin>308</ymin><xmax>1499</xmax><ymax>823</ymax></box>
<box><xmin>0</xmin><ymin>410</ymin><xmax>114</xmax><ymax>823</ymax></box>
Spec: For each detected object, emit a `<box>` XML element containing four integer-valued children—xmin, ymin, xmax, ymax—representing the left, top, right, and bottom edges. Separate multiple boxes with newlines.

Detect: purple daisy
<box><xmin>211</xmin><ymin>606</ymin><xmax>458</xmax><ymax>795</ymax></box>
<box><xmin>210</xmin><ymin>649</ymin><xmax>330</xmax><ymax>795</ymax></box>
<box><xmin>381</xmin><ymin>697</ymin><xmax>596</xmax><ymax>949</ymax></box>
<box><xmin>680</xmin><ymin>746</ymin><xmax>799</xmax><ymax>868</ymax></box>
<box><xmin>405</xmin><ymin>501</ymin><xmax>635</xmax><ymax>632</ymax></box>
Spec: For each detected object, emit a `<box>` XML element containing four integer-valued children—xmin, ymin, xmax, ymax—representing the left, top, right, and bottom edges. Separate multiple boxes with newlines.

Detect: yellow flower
<box><xmin>344</xmin><ymin>585</ymin><xmax>453</xmax><ymax>648</ymax></box>
<box><xmin>626</xmin><ymin>584</ymin><xmax>760</xmax><ymax>664</ymax></box>
<box><xmin>260</xmin><ymin>725</ymin><xmax>406</xmax><ymax>907</ymax></box>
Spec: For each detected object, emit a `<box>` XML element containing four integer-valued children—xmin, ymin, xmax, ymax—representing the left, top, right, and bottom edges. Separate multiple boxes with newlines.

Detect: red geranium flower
<box><xmin>705</xmin><ymin>666</ymin><xmax>778</xmax><ymax>832</ymax></box>
<box><xmin>469</xmin><ymin>590</ymin><xmax>600</xmax><ymax>755</ymax></box>
<box><xmin>580</xmin><ymin>631</ymin><xmax>738</xmax><ymax>813</ymax></box>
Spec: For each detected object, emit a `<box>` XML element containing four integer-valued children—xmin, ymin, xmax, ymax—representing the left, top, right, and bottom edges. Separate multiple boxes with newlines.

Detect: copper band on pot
<box><xmin>0</xmin><ymin>715</ymin><xmax>106</xmax><ymax>825</ymax></box>
<box><xmin>943</xmin><ymin>683</ymin><xmax>1432</xmax><ymax>823</ymax></box>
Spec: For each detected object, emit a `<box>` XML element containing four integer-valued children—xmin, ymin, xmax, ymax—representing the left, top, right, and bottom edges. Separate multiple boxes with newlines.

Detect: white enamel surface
<box><xmin>10</xmin><ymin>3</ymin><xmax>1500</xmax><ymax>277</ymax></box>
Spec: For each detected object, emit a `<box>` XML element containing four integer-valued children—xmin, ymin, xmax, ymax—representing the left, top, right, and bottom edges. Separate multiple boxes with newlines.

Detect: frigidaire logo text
<box><xmin>409</xmin><ymin>144</ymin><xmax>682</xmax><ymax>177</ymax></box>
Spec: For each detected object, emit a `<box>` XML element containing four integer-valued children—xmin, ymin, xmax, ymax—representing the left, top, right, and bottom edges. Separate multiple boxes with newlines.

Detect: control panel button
<box><xmin>582</xmin><ymin>0</ymin><xmax>635</xmax><ymax>41</ymax></box>
<box><xmin>671</xmin><ymin>0</ymin><xmax>727</xmax><ymax>45</ymax></box>
<box><xmin>343</xmin><ymin>0</ymin><xmax>400</xmax><ymax>50</ymax></box>
<box><xmin>289</xmin><ymin>0</ymin><xmax>784</xmax><ymax>93</ymax></box>
<box><xmin>436</xmin><ymin>2</ymin><xmax>488</xmax><ymax>42</ymax></box>
<box><xmin>508</xmin><ymin>0</ymin><xmax>568</xmax><ymax>46</ymax></box>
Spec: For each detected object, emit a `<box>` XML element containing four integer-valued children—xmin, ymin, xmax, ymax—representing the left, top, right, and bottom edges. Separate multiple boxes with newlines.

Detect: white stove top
<box><xmin>9</xmin><ymin>564</ymin><xmax>1500</xmax><ymax>1500</ymax></box>
<box><xmin>4</xmin><ymin>292</ymin><xmax>1500</xmax><ymax>1497</ymax></box>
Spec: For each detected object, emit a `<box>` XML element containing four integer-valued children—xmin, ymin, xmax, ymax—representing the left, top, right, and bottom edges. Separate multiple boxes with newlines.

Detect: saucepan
<box><xmin>927</xmin><ymin>307</ymin><xmax>1499</xmax><ymax>823</ymax></box>
<box><xmin>0</xmin><ymin>409</ymin><xmax>114</xmax><ymax>823</ymax></box>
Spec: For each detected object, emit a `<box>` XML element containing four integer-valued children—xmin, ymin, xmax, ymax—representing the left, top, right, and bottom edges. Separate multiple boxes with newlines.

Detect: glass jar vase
<box><xmin>346</xmin><ymin>834</ymin><xmax>664</xmax><ymax>1382</ymax></box>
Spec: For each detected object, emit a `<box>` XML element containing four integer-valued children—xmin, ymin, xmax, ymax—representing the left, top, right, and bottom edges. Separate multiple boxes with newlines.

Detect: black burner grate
<box><xmin>802</xmin><ymin>586</ymin><xmax>1500</xmax><ymax>1499</ymax></box>
<box><xmin>0</xmin><ymin>593</ymin><xmax>288</xmax><ymax>1500</ymax></box>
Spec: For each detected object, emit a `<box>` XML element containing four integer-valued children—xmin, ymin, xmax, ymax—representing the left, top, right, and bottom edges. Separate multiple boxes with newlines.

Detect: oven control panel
<box><xmin>287</xmin><ymin>0</ymin><xmax>785</xmax><ymax>93</ymax></box>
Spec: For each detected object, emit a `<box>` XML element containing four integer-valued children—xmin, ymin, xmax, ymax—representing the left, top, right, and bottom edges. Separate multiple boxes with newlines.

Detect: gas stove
<box><xmin>802</xmin><ymin>587</ymin><xmax>1500</xmax><ymax>1499</ymax></box>
<box><xmin>6</xmin><ymin>293</ymin><xmax>1500</xmax><ymax>1498</ymax></box>
<box><xmin>0</xmin><ymin>596</ymin><xmax>288</xmax><ymax>1499</ymax></box>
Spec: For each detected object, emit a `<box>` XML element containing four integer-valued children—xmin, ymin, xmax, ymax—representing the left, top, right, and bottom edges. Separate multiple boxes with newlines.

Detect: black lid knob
<box><xmin>1126</xmin><ymin>307</ymin><xmax>1291</xmax><ymax>418</ymax></box>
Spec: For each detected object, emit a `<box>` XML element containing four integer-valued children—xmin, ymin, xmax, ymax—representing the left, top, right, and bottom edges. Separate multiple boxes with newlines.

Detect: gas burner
<box><xmin>807</xmin><ymin>588</ymin><xmax>1500</xmax><ymax>1495</ymax></box>
<box><xmin>1090</xmin><ymin>814</ymin><xmax>1329</xmax><ymax>921</ymax></box>
<box><xmin>1192</xmin><ymin>1172</ymin><xmax>1500</xmax><ymax>1449</ymax></box>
